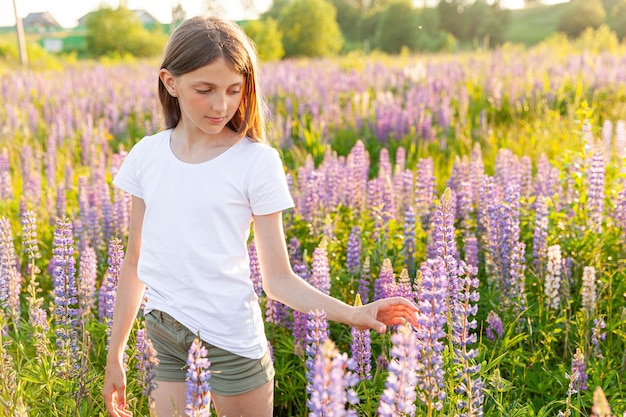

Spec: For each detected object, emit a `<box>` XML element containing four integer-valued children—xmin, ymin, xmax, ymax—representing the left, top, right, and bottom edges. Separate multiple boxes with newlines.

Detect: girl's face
<box><xmin>161</xmin><ymin>57</ymin><xmax>244</xmax><ymax>136</ymax></box>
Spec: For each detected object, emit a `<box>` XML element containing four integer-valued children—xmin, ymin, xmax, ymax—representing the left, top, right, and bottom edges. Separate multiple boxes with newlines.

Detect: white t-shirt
<box><xmin>113</xmin><ymin>129</ymin><xmax>294</xmax><ymax>359</ymax></box>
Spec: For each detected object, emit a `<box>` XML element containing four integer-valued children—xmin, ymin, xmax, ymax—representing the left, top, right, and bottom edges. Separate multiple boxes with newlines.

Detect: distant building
<box><xmin>22</xmin><ymin>12</ymin><xmax>63</xmax><ymax>32</ymax></box>
<box><xmin>77</xmin><ymin>9</ymin><xmax>161</xmax><ymax>29</ymax></box>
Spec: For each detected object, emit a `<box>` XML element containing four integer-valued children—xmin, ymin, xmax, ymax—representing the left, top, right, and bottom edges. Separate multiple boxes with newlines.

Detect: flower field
<box><xmin>1</xmin><ymin>35</ymin><xmax>626</xmax><ymax>416</ymax></box>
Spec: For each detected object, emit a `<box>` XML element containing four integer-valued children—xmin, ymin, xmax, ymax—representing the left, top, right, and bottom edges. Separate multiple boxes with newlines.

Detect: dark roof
<box><xmin>22</xmin><ymin>12</ymin><xmax>62</xmax><ymax>29</ymax></box>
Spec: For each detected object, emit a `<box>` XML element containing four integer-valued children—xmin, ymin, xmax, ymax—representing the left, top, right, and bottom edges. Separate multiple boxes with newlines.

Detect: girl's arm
<box><xmin>253</xmin><ymin>212</ymin><xmax>418</xmax><ymax>333</ymax></box>
<box><xmin>103</xmin><ymin>196</ymin><xmax>147</xmax><ymax>417</ymax></box>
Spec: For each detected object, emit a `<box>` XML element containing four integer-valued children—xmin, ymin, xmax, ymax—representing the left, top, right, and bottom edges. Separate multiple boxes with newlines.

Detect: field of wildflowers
<box><xmin>1</xmin><ymin>30</ymin><xmax>626</xmax><ymax>416</ymax></box>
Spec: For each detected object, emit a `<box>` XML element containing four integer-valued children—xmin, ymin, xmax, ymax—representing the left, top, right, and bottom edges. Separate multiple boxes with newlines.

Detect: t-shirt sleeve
<box><xmin>112</xmin><ymin>140</ymin><xmax>144</xmax><ymax>198</ymax></box>
<box><xmin>248</xmin><ymin>147</ymin><xmax>295</xmax><ymax>215</ymax></box>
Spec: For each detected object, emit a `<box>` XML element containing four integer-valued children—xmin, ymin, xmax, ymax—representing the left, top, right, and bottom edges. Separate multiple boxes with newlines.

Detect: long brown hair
<box><xmin>158</xmin><ymin>16</ymin><xmax>268</xmax><ymax>143</ymax></box>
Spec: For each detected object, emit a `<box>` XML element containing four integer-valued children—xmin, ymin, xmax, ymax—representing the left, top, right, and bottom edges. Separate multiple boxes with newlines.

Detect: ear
<box><xmin>159</xmin><ymin>69</ymin><xmax>177</xmax><ymax>97</ymax></box>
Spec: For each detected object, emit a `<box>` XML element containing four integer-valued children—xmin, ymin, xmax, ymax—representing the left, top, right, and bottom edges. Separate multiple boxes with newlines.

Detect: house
<box><xmin>22</xmin><ymin>12</ymin><xmax>63</xmax><ymax>32</ymax></box>
<box><xmin>77</xmin><ymin>9</ymin><xmax>161</xmax><ymax>29</ymax></box>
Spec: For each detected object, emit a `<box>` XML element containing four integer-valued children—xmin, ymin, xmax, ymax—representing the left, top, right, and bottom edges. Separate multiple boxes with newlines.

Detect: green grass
<box><xmin>504</xmin><ymin>2</ymin><xmax>572</xmax><ymax>45</ymax></box>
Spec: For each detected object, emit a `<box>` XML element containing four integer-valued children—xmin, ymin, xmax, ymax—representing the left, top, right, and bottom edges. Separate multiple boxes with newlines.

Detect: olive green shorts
<box><xmin>144</xmin><ymin>309</ymin><xmax>274</xmax><ymax>396</ymax></box>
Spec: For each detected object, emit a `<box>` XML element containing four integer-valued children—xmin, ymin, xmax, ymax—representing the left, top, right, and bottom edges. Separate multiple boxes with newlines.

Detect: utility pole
<box><xmin>12</xmin><ymin>0</ymin><xmax>28</xmax><ymax>67</ymax></box>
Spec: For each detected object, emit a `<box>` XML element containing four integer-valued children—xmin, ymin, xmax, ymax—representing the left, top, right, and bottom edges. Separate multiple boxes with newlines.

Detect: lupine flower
<box><xmin>77</xmin><ymin>246</ymin><xmax>97</xmax><ymax>319</ymax></box>
<box><xmin>346</xmin><ymin>226</ymin><xmax>362</xmax><ymax>273</ymax></box>
<box><xmin>567</xmin><ymin>348</ymin><xmax>587</xmax><ymax>394</ymax></box>
<box><xmin>248</xmin><ymin>241</ymin><xmax>263</xmax><ymax>298</ymax></box>
<box><xmin>308</xmin><ymin>338</ymin><xmax>359</xmax><ymax>417</ymax></box>
<box><xmin>485</xmin><ymin>311</ymin><xmax>504</xmax><ymax>341</ymax></box>
<box><xmin>311</xmin><ymin>240</ymin><xmax>331</xmax><ymax>295</ymax></box>
<box><xmin>378</xmin><ymin>323</ymin><xmax>418</xmax><ymax>417</ymax></box>
<box><xmin>415</xmin><ymin>157</ymin><xmax>435</xmax><ymax>230</ymax></box>
<box><xmin>545</xmin><ymin>244</ymin><xmax>563</xmax><ymax>310</ymax></box>
<box><xmin>0</xmin><ymin>217</ymin><xmax>21</xmax><ymax>323</ymax></box>
<box><xmin>591</xmin><ymin>317</ymin><xmax>606</xmax><ymax>358</ymax></box>
<box><xmin>21</xmin><ymin>210</ymin><xmax>40</xmax><ymax>276</ymax></box>
<box><xmin>103</xmin><ymin>238</ymin><xmax>124</xmax><ymax>341</ymax></box>
<box><xmin>414</xmin><ymin>258</ymin><xmax>448</xmax><ymax>412</ymax></box>
<box><xmin>374</xmin><ymin>258</ymin><xmax>395</xmax><ymax>301</ymax></box>
<box><xmin>453</xmin><ymin>262</ymin><xmax>484</xmax><ymax>417</ymax></box>
<box><xmin>136</xmin><ymin>328</ymin><xmax>159</xmax><ymax>398</ymax></box>
<box><xmin>586</xmin><ymin>150</ymin><xmax>605</xmax><ymax>233</ymax></box>
<box><xmin>305</xmin><ymin>310</ymin><xmax>329</xmax><ymax>389</ymax></box>
<box><xmin>350</xmin><ymin>294</ymin><xmax>372</xmax><ymax>381</ymax></box>
<box><xmin>581</xmin><ymin>266</ymin><xmax>597</xmax><ymax>317</ymax></box>
<box><xmin>463</xmin><ymin>234</ymin><xmax>478</xmax><ymax>272</ymax></box>
<box><xmin>52</xmin><ymin>217</ymin><xmax>80</xmax><ymax>377</ymax></box>
<box><xmin>532</xmin><ymin>196</ymin><xmax>549</xmax><ymax>273</ymax></box>
<box><xmin>185</xmin><ymin>337</ymin><xmax>211</xmax><ymax>417</ymax></box>
<box><xmin>591</xmin><ymin>386</ymin><xmax>613</xmax><ymax>417</ymax></box>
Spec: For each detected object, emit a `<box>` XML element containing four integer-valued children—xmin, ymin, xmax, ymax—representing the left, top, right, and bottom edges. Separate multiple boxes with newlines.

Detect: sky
<box><xmin>2</xmin><ymin>0</ymin><xmax>569</xmax><ymax>28</ymax></box>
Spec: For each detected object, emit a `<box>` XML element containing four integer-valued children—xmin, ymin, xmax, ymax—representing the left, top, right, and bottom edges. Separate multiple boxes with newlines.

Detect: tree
<box><xmin>329</xmin><ymin>0</ymin><xmax>362</xmax><ymax>42</ymax></box>
<box><xmin>465</xmin><ymin>0</ymin><xmax>510</xmax><ymax>46</ymax></box>
<box><xmin>278</xmin><ymin>0</ymin><xmax>344</xmax><ymax>57</ymax></box>
<box><xmin>557</xmin><ymin>0</ymin><xmax>606</xmax><ymax>38</ymax></box>
<box><xmin>608</xmin><ymin>0</ymin><xmax>626</xmax><ymax>40</ymax></box>
<box><xmin>437</xmin><ymin>0</ymin><xmax>469</xmax><ymax>41</ymax></box>
<box><xmin>373</xmin><ymin>0</ymin><xmax>421</xmax><ymax>53</ymax></box>
<box><xmin>262</xmin><ymin>0</ymin><xmax>293</xmax><ymax>20</ymax></box>
<box><xmin>85</xmin><ymin>5</ymin><xmax>166</xmax><ymax>58</ymax></box>
<box><xmin>244</xmin><ymin>18</ymin><xmax>285</xmax><ymax>61</ymax></box>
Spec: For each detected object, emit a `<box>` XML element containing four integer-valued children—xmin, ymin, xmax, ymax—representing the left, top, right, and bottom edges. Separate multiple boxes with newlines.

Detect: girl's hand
<box><xmin>102</xmin><ymin>360</ymin><xmax>133</xmax><ymax>417</ymax></box>
<box><xmin>352</xmin><ymin>296</ymin><xmax>419</xmax><ymax>333</ymax></box>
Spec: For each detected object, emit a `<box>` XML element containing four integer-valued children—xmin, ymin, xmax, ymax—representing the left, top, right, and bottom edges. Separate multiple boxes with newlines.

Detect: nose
<box><xmin>211</xmin><ymin>92</ymin><xmax>227</xmax><ymax>113</ymax></box>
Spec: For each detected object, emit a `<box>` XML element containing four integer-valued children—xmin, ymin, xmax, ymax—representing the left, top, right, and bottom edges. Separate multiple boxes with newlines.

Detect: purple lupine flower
<box><xmin>77</xmin><ymin>246</ymin><xmax>98</xmax><ymax>319</ymax></box>
<box><xmin>414</xmin><ymin>258</ymin><xmax>448</xmax><ymax>411</ymax></box>
<box><xmin>0</xmin><ymin>217</ymin><xmax>21</xmax><ymax>322</ymax></box>
<box><xmin>248</xmin><ymin>241</ymin><xmax>263</xmax><ymax>298</ymax></box>
<box><xmin>185</xmin><ymin>337</ymin><xmax>211</xmax><ymax>417</ymax></box>
<box><xmin>532</xmin><ymin>196</ymin><xmax>549</xmax><ymax>274</ymax></box>
<box><xmin>485</xmin><ymin>311</ymin><xmax>504</xmax><ymax>341</ymax></box>
<box><xmin>103</xmin><ymin>238</ymin><xmax>124</xmax><ymax>341</ymax></box>
<box><xmin>463</xmin><ymin>234</ymin><xmax>479</xmax><ymax>272</ymax></box>
<box><xmin>586</xmin><ymin>150</ymin><xmax>605</xmax><ymax>233</ymax></box>
<box><xmin>350</xmin><ymin>293</ymin><xmax>372</xmax><ymax>382</ymax></box>
<box><xmin>453</xmin><ymin>262</ymin><xmax>484</xmax><ymax>417</ymax></box>
<box><xmin>136</xmin><ymin>328</ymin><xmax>159</xmax><ymax>398</ymax></box>
<box><xmin>545</xmin><ymin>244</ymin><xmax>563</xmax><ymax>310</ymax></box>
<box><xmin>581</xmin><ymin>266</ymin><xmax>597</xmax><ymax>317</ymax></box>
<box><xmin>310</xmin><ymin>241</ymin><xmax>331</xmax><ymax>294</ymax></box>
<box><xmin>346</xmin><ymin>226</ymin><xmax>362</xmax><ymax>273</ymax></box>
<box><xmin>308</xmin><ymin>338</ymin><xmax>359</xmax><ymax>417</ymax></box>
<box><xmin>394</xmin><ymin>269</ymin><xmax>415</xmax><ymax>300</ymax></box>
<box><xmin>430</xmin><ymin>187</ymin><xmax>461</xmax><ymax>320</ymax></box>
<box><xmin>374</xmin><ymin>258</ymin><xmax>395</xmax><ymax>301</ymax></box>
<box><xmin>52</xmin><ymin>217</ymin><xmax>80</xmax><ymax>377</ymax></box>
<box><xmin>305</xmin><ymin>309</ymin><xmax>329</xmax><ymax>388</ymax></box>
<box><xmin>345</xmin><ymin>140</ymin><xmax>369</xmax><ymax>212</ymax></box>
<box><xmin>378</xmin><ymin>323</ymin><xmax>418</xmax><ymax>417</ymax></box>
<box><xmin>567</xmin><ymin>348</ymin><xmax>587</xmax><ymax>394</ymax></box>
<box><xmin>591</xmin><ymin>317</ymin><xmax>606</xmax><ymax>358</ymax></box>
<box><xmin>415</xmin><ymin>157</ymin><xmax>435</xmax><ymax>231</ymax></box>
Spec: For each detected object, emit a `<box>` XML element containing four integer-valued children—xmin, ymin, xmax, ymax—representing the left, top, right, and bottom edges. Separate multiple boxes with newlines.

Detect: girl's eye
<box><xmin>230</xmin><ymin>90</ymin><xmax>241</xmax><ymax>95</ymax></box>
<box><xmin>197</xmin><ymin>89</ymin><xmax>212</xmax><ymax>94</ymax></box>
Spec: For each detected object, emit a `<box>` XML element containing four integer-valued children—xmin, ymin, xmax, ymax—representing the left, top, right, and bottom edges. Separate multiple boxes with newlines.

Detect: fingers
<box><xmin>103</xmin><ymin>386</ymin><xmax>133</xmax><ymax>417</ymax></box>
